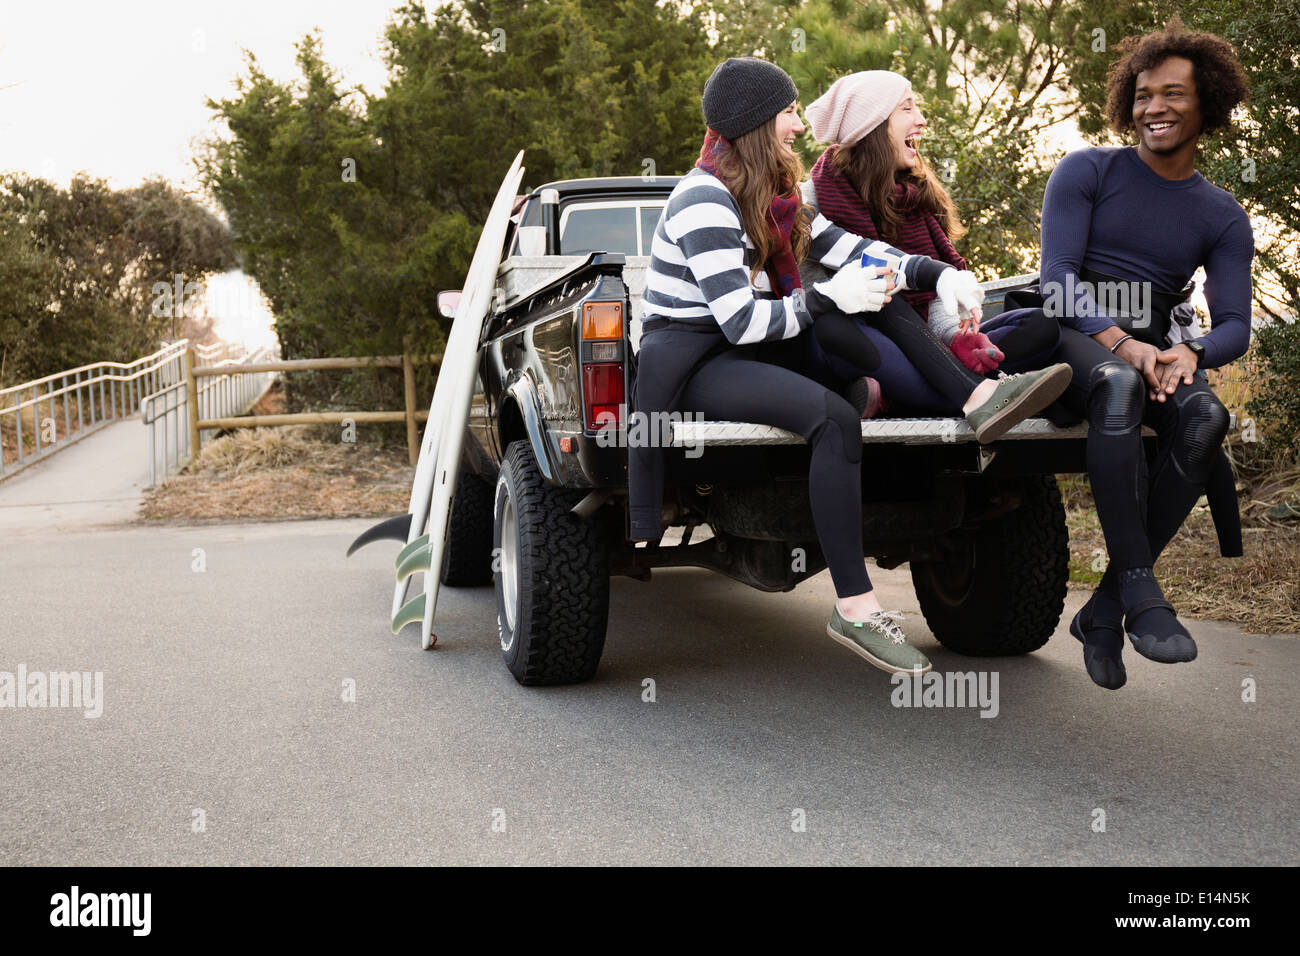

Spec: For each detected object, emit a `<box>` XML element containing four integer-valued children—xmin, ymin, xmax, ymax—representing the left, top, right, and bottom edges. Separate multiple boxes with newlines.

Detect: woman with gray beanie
<box><xmin>630</xmin><ymin>57</ymin><xmax>1018</xmax><ymax>675</ymax></box>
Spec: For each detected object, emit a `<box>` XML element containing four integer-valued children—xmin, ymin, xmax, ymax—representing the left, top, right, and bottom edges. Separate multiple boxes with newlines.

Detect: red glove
<box><xmin>951</xmin><ymin>331</ymin><xmax>1004</xmax><ymax>374</ymax></box>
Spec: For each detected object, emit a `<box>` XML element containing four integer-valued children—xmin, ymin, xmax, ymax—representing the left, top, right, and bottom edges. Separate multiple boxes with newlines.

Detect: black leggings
<box><xmin>676</xmin><ymin>347</ymin><xmax>873</xmax><ymax>598</ymax></box>
<box><xmin>803</xmin><ymin>300</ymin><xmax>1062</xmax><ymax>411</ymax></box>
<box><xmin>1053</xmin><ymin>326</ymin><xmax>1230</xmax><ymax>573</ymax></box>
<box><xmin>811</xmin><ymin>298</ymin><xmax>983</xmax><ymax>406</ymax></box>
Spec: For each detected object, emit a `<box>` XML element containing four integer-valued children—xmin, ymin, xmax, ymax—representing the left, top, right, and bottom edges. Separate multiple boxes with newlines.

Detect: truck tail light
<box><xmin>583</xmin><ymin>363</ymin><xmax>623</xmax><ymax>429</ymax></box>
<box><xmin>582</xmin><ymin>302</ymin><xmax>622</xmax><ymax>339</ymax></box>
<box><xmin>580</xmin><ymin>300</ymin><xmax>627</xmax><ymax>433</ymax></box>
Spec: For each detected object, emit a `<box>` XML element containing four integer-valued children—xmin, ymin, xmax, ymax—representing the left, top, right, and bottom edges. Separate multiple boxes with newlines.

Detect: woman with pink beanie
<box><xmin>802</xmin><ymin>70</ymin><xmax>1065</xmax><ymax>414</ymax></box>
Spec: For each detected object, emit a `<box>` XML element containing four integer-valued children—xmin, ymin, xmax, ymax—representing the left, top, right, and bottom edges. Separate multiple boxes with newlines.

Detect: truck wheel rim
<box><xmin>928</xmin><ymin>536</ymin><xmax>977</xmax><ymax>606</ymax></box>
<box><xmin>501</xmin><ymin>491</ymin><xmax>519</xmax><ymax>638</ymax></box>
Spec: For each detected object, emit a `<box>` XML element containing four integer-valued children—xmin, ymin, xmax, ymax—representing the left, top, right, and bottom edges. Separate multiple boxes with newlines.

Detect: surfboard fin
<box><xmin>346</xmin><ymin>513</ymin><xmax>413</xmax><ymax>556</ymax></box>
<box><xmin>395</xmin><ymin>534</ymin><xmax>433</xmax><ymax>582</ymax></box>
<box><xmin>392</xmin><ymin>593</ymin><xmax>427</xmax><ymax>633</ymax></box>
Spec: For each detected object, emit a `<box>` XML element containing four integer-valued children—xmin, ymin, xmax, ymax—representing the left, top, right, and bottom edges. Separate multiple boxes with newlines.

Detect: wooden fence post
<box><xmin>402</xmin><ymin>346</ymin><xmax>419</xmax><ymax>466</ymax></box>
<box><xmin>184</xmin><ymin>348</ymin><xmax>200</xmax><ymax>461</ymax></box>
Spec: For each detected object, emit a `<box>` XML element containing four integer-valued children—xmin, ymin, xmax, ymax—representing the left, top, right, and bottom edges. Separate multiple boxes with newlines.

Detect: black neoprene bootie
<box><xmin>1118</xmin><ymin>567</ymin><xmax>1198</xmax><ymax>663</ymax></box>
<box><xmin>1070</xmin><ymin>584</ymin><xmax>1127</xmax><ymax>690</ymax></box>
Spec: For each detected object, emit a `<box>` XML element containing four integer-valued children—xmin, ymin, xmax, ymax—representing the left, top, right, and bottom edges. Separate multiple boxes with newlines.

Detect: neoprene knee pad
<box><xmin>822</xmin><ymin>391</ymin><xmax>863</xmax><ymax>464</ymax></box>
<box><xmin>1173</xmin><ymin>390</ymin><xmax>1229</xmax><ymax>483</ymax></box>
<box><xmin>1087</xmin><ymin>362</ymin><xmax>1145</xmax><ymax>435</ymax></box>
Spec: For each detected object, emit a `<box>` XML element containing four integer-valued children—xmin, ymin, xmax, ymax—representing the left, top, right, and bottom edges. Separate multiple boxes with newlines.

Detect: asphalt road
<box><xmin>1</xmin><ymin>515</ymin><xmax>1295</xmax><ymax>866</ymax></box>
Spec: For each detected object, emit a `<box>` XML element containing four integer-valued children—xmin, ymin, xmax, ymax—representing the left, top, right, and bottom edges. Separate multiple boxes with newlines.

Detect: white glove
<box><xmin>813</xmin><ymin>261</ymin><xmax>892</xmax><ymax>314</ymax></box>
<box><xmin>935</xmin><ymin>268</ymin><xmax>984</xmax><ymax>321</ymax></box>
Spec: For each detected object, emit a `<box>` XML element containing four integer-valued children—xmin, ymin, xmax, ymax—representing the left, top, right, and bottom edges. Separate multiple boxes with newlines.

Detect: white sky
<box><xmin>0</xmin><ymin>0</ymin><xmax>399</xmax><ymax>190</ymax></box>
<box><xmin>2</xmin><ymin>3</ymin><xmax>1269</xmax><ymax>347</ymax></box>
<box><xmin>1</xmin><ymin>0</ymin><xmax>406</xmax><ymax>349</ymax></box>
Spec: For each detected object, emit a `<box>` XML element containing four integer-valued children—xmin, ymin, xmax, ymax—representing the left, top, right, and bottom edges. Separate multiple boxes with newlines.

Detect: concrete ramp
<box><xmin>0</xmin><ymin>417</ymin><xmax>149</xmax><ymax>536</ymax></box>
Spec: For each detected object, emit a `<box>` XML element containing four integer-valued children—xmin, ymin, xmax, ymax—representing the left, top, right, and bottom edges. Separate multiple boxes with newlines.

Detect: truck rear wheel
<box><xmin>494</xmin><ymin>440</ymin><xmax>609</xmax><ymax>685</ymax></box>
<box><xmin>440</xmin><ymin>472</ymin><xmax>495</xmax><ymax>587</ymax></box>
<box><xmin>910</xmin><ymin>475</ymin><xmax>1069</xmax><ymax>656</ymax></box>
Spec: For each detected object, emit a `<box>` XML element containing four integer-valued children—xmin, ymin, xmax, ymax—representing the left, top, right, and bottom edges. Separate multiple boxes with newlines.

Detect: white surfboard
<box><xmin>418</xmin><ymin>157</ymin><xmax>526</xmax><ymax>648</ymax></box>
<box><xmin>390</xmin><ymin>150</ymin><xmax>525</xmax><ymax>625</ymax></box>
<box><xmin>392</xmin><ymin>150</ymin><xmax>526</xmax><ymax>648</ymax></box>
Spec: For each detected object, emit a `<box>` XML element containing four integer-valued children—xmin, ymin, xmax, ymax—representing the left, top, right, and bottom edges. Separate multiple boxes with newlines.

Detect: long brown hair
<box><xmin>832</xmin><ymin>123</ymin><xmax>966</xmax><ymax>245</ymax></box>
<box><xmin>711</xmin><ymin>115</ymin><xmax>811</xmax><ymax>283</ymax></box>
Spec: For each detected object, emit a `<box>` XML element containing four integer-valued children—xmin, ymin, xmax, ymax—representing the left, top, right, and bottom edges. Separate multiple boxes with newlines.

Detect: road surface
<box><xmin>1</xmin><ymin>508</ymin><xmax>1294</xmax><ymax>865</ymax></box>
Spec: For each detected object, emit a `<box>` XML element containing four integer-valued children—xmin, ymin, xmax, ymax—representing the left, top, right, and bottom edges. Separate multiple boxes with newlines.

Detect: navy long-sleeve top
<box><xmin>1040</xmin><ymin>146</ymin><xmax>1254</xmax><ymax>368</ymax></box>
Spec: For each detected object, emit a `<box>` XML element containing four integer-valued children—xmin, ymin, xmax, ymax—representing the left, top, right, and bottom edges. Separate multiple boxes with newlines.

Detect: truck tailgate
<box><xmin>669</xmin><ymin>417</ymin><xmax>1092</xmax><ymax>447</ymax></box>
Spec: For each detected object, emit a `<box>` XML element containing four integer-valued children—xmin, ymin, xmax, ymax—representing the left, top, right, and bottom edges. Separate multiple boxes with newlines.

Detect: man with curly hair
<box><xmin>1038</xmin><ymin>18</ymin><xmax>1254</xmax><ymax>689</ymax></box>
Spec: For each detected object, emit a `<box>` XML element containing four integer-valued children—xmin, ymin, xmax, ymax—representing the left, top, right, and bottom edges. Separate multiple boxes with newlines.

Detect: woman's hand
<box><xmin>814</xmin><ymin>261</ymin><xmax>894</xmax><ymax>314</ymax></box>
<box><xmin>951</xmin><ymin>331</ymin><xmax>1003</xmax><ymax>374</ymax></box>
<box><xmin>936</xmin><ymin>269</ymin><xmax>984</xmax><ymax>327</ymax></box>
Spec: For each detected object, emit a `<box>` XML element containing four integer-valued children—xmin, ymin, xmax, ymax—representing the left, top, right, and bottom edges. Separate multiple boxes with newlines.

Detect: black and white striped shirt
<box><xmin>642</xmin><ymin>169</ymin><xmax>945</xmax><ymax>345</ymax></box>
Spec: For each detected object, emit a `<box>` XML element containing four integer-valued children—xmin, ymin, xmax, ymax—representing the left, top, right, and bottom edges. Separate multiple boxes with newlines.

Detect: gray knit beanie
<box><xmin>701</xmin><ymin>57</ymin><xmax>798</xmax><ymax>139</ymax></box>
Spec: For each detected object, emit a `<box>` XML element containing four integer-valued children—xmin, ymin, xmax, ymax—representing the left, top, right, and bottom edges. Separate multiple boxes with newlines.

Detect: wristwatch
<box><xmin>1184</xmin><ymin>340</ymin><xmax>1206</xmax><ymax>367</ymax></box>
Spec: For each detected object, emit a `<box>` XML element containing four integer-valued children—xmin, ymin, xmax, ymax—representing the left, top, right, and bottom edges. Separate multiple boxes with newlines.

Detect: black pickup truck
<box><xmin>440</xmin><ymin>175</ymin><xmax>1083</xmax><ymax>685</ymax></box>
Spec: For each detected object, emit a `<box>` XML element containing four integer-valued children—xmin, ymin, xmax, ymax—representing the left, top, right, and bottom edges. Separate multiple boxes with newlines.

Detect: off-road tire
<box><xmin>910</xmin><ymin>475</ymin><xmax>1069</xmax><ymax>655</ymax></box>
<box><xmin>440</xmin><ymin>472</ymin><xmax>495</xmax><ymax>587</ymax></box>
<box><xmin>494</xmin><ymin>440</ymin><xmax>609</xmax><ymax>685</ymax></box>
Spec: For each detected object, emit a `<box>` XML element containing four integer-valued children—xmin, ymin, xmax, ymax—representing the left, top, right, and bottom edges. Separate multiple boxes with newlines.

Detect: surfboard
<box><xmin>388</xmin><ymin>150</ymin><xmax>525</xmax><ymax>626</ymax></box>
<box><xmin>417</xmin><ymin>157</ymin><xmax>527</xmax><ymax>648</ymax></box>
<box><xmin>391</xmin><ymin>150</ymin><xmax>526</xmax><ymax>648</ymax></box>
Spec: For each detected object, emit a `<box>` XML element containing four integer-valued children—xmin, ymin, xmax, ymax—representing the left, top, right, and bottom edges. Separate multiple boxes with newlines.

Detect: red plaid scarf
<box><xmin>810</xmin><ymin>145</ymin><xmax>965</xmax><ymax>313</ymax></box>
<box><xmin>697</xmin><ymin>129</ymin><xmax>803</xmax><ymax>297</ymax></box>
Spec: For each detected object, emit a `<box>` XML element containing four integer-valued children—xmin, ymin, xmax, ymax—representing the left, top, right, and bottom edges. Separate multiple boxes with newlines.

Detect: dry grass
<box><xmin>1060</xmin><ymin>466</ymin><xmax>1300</xmax><ymax>635</ymax></box>
<box><xmin>140</xmin><ymin>422</ymin><xmax>413</xmax><ymax>522</ymax></box>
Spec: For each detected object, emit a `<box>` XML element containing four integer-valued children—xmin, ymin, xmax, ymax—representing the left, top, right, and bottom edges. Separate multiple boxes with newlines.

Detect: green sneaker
<box><xmin>827</xmin><ymin>607</ymin><xmax>932</xmax><ymax>675</ymax></box>
<box><xmin>965</xmin><ymin>362</ymin><xmax>1072</xmax><ymax>444</ymax></box>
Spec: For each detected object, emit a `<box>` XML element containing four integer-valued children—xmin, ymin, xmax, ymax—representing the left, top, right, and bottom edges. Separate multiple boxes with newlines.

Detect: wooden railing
<box><xmin>185</xmin><ymin>350</ymin><xmax>441</xmax><ymax>466</ymax></box>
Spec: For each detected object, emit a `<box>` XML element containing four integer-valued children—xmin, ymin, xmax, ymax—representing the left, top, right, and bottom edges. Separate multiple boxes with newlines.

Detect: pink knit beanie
<box><xmin>806</xmin><ymin>71</ymin><xmax>912</xmax><ymax>146</ymax></box>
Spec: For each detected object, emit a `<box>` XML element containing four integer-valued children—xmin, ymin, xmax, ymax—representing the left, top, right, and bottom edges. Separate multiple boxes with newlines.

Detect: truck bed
<box><xmin>494</xmin><ymin>254</ymin><xmax>1156</xmax><ymax>455</ymax></box>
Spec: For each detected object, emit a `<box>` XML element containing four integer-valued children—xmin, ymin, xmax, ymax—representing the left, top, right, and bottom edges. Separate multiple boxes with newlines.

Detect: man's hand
<box><xmin>1152</xmin><ymin>344</ymin><xmax>1199</xmax><ymax>399</ymax></box>
<box><xmin>1113</xmin><ymin>337</ymin><xmax>1164</xmax><ymax>396</ymax></box>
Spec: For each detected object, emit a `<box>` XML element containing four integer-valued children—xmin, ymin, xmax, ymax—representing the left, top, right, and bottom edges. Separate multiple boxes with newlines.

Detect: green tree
<box><xmin>0</xmin><ymin>174</ymin><xmax>233</xmax><ymax>381</ymax></box>
<box><xmin>1193</xmin><ymin>0</ymin><xmax>1300</xmax><ymax>455</ymax></box>
<box><xmin>702</xmin><ymin>0</ymin><xmax>1158</xmax><ymax>278</ymax></box>
<box><xmin>202</xmin><ymin>1</ymin><xmax>716</xmax><ymax>410</ymax></box>
<box><xmin>0</xmin><ymin>215</ymin><xmax>57</xmax><ymax>386</ymax></box>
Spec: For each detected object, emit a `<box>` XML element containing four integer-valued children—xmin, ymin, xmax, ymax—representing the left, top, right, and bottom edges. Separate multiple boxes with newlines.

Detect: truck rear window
<box><xmin>559</xmin><ymin>202</ymin><xmax>664</xmax><ymax>257</ymax></box>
